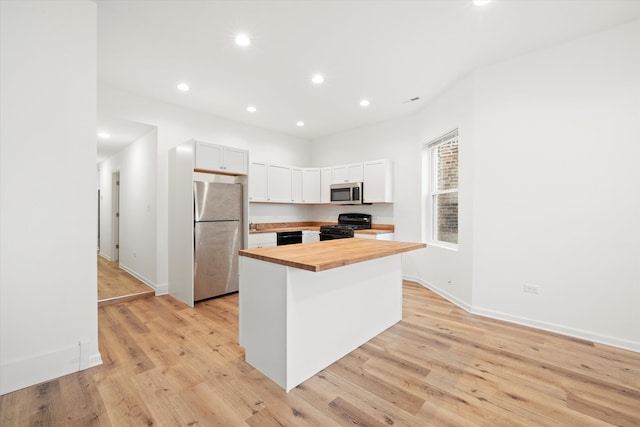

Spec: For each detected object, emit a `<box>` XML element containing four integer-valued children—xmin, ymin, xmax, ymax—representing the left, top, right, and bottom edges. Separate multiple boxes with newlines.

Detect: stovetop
<box><xmin>320</xmin><ymin>213</ymin><xmax>372</xmax><ymax>234</ymax></box>
<box><xmin>320</xmin><ymin>224</ymin><xmax>369</xmax><ymax>231</ymax></box>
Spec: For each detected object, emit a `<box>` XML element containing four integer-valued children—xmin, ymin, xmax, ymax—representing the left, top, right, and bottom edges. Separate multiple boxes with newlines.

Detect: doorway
<box><xmin>112</xmin><ymin>171</ymin><xmax>120</xmax><ymax>262</ymax></box>
<box><xmin>98</xmin><ymin>170</ymin><xmax>153</xmax><ymax>305</ymax></box>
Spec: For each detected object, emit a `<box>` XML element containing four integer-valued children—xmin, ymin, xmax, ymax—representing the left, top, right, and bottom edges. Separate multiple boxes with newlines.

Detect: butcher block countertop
<box><xmin>248</xmin><ymin>221</ymin><xmax>394</xmax><ymax>235</ymax></box>
<box><xmin>239</xmin><ymin>239</ymin><xmax>425</xmax><ymax>272</ymax></box>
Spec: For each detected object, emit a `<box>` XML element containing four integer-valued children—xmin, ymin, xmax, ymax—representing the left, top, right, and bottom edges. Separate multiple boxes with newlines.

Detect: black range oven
<box><xmin>319</xmin><ymin>213</ymin><xmax>372</xmax><ymax>241</ymax></box>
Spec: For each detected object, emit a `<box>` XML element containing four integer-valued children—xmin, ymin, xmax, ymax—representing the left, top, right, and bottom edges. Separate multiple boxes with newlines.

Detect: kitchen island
<box><xmin>238</xmin><ymin>238</ymin><xmax>425</xmax><ymax>391</ymax></box>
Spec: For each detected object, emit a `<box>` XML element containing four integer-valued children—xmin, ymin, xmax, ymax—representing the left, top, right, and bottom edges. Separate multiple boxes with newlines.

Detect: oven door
<box><xmin>320</xmin><ymin>233</ymin><xmax>350</xmax><ymax>241</ymax></box>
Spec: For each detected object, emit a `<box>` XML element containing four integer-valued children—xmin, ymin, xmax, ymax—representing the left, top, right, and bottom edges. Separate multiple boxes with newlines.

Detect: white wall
<box><xmin>412</xmin><ymin>76</ymin><xmax>476</xmax><ymax>308</ymax></box>
<box><xmin>99</xmin><ymin>128</ymin><xmax>158</xmax><ymax>288</ymax></box>
<box><xmin>98</xmin><ymin>85</ymin><xmax>312</xmax><ymax>288</ymax></box>
<box><xmin>0</xmin><ymin>1</ymin><xmax>100</xmax><ymax>394</ymax></box>
<box><xmin>471</xmin><ymin>19</ymin><xmax>640</xmax><ymax>350</ymax></box>
<box><xmin>310</xmin><ymin>20</ymin><xmax>640</xmax><ymax>351</ymax></box>
<box><xmin>310</xmin><ymin>115</ymin><xmax>418</xmax><ymax>227</ymax></box>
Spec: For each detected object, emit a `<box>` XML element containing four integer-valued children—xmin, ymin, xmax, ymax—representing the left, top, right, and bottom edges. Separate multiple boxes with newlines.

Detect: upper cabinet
<box><xmin>194</xmin><ymin>141</ymin><xmax>248</xmax><ymax>175</ymax></box>
<box><xmin>301</xmin><ymin>168</ymin><xmax>321</xmax><ymax>203</ymax></box>
<box><xmin>320</xmin><ymin>168</ymin><xmax>332</xmax><ymax>204</ymax></box>
<box><xmin>363</xmin><ymin>159</ymin><xmax>393</xmax><ymax>203</ymax></box>
<box><xmin>332</xmin><ymin>163</ymin><xmax>363</xmax><ymax>184</ymax></box>
<box><xmin>249</xmin><ymin>159</ymin><xmax>393</xmax><ymax>204</ymax></box>
<box><xmin>291</xmin><ymin>168</ymin><xmax>303</xmax><ymax>203</ymax></box>
<box><xmin>266</xmin><ymin>164</ymin><xmax>292</xmax><ymax>203</ymax></box>
<box><xmin>249</xmin><ymin>162</ymin><xmax>268</xmax><ymax>201</ymax></box>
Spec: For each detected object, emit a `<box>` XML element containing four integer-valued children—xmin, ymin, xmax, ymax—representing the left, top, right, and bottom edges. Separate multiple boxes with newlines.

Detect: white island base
<box><xmin>239</xmin><ymin>254</ymin><xmax>402</xmax><ymax>392</ymax></box>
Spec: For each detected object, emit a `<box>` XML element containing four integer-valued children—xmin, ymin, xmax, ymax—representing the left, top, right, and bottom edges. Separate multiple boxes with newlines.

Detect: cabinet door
<box><xmin>223</xmin><ymin>147</ymin><xmax>248</xmax><ymax>175</ymax></box>
<box><xmin>363</xmin><ymin>159</ymin><xmax>393</xmax><ymax>203</ymax></box>
<box><xmin>248</xmin><ymin>232</ymin><xmax>277</xmax><ymax>248</ymax></box>
<box><xmin>249</xmin><ymin>162</ymin><xmax>268</xmax><ymax>202</ymax></box>
<box><xmin>195</xmin><ymin>142</ymin><xmax>223</xmax><ymax>171</ymax></box>
<box><xmin>267</xmin><ymin>164</ymin><xmax>292</xmax><ymax>202</ymax></box>
<box><xmin>332</xmin><ymin>163</ymin><xmax>363</xmax><ymax>183</ymax></box>
<box><xmin>291</xmin><ymin>168</ymin><xmax>303</xmax><ymax>203</ymax></box>
<box><xmin>302</xmin><ymin>230</ymin><xmax>320</xmax><ymax>243</ymax></box>
<box><xmin>320</xmin><ymin>167</ymin><xmax>332</xmax><ymax>203</ymax></box>
<box><xmin>347</xmin><ymin>163</ymin><xmax>364</xmax><ymax>182</ymax></box>
<box><xmin>302</xmin><ymin>168</ymin><xmax>321</xmax><ymax>203</ymax></box>
<box><xmin>332</xmin><ymin>165</ymin><xmax>348</xmax><ymax>184</ymax></box>
<box><xmin>355</xmin><ymin>232</ymin><xmax>394</xmax><ymax>241</ymax></box>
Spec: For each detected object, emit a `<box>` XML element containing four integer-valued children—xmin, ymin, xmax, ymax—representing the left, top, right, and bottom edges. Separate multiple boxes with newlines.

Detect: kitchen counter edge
<box><xmin>239</xmin><ymin>239</ymin><xmax>425</xmax><ymax>272</ymax></box>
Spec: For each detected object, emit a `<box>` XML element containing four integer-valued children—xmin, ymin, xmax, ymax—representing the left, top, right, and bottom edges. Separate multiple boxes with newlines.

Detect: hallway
<box><xmin>97</xmin><ymin>256</ymin><xmax>154</xmax><ymax>306</ymax></box>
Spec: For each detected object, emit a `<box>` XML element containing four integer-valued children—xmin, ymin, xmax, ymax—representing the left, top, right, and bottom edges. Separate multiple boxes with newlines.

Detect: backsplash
<box><xmin>248</xmin><ymin>202</ymin><xmax>393</xmax><ymax>225</ymax></box>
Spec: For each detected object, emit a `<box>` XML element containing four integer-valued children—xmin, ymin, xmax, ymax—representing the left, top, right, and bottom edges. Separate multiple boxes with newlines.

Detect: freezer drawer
<box><xmin>194</xmin><ymin>221</ymin><xmax>241</xmax><ymax>301</ymax></box>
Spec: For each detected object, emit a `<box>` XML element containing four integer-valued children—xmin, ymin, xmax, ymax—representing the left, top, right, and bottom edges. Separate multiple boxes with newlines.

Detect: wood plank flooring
<box><xmin>97</xmin><ymin>256</ymin><xmax>154</xmax><ymax>306</ymax></box>
<box><xmin>1</xmin><ymin>281</ymin><xmax>639</xmax><ymax>426</ymax></box>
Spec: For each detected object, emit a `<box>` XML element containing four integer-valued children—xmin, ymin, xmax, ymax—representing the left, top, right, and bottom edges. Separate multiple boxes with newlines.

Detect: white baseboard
<box><xmin>403</xmin><ymin>275</ymin><xmax>472</xmax><ymax>312</ymax></box>
<box><xmin>155</xmin><ymin>283</ymin><xmax>169</xmax><ymax>296</ymax></box>
<box><xmin>118</xmin><ymin>263</ymin><xmax>159</xmax><ymax>294</ymax></box>
<box><xmin>98</xmin><ymin>252</ymin><xmax>112</xmax><ymax>262</ymax></box>
<box><xmin>471</xmin><ymin>306</ymin><xmax>640</xmax><ymax>354</ymax></box>
<box><xmin>403</xmin><ymin>275</ymin><xmax>640</xmax><ymax>354</ymax></box>
<box><xmin>0</xmin><ymin>343</ymin><xmax>102</xmax><ymax>395</ymax></box>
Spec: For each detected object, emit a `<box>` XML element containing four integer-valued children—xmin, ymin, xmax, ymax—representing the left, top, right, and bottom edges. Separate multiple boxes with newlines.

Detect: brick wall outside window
<box><xmin>427</xmin><ymin>130</ymin><xmax>458</xmax><ymax>245</ymax></box>
<box><xmin>435</xmin><ymin>141</ymin><xmax>458</xmax><ymax>244</ymax></box>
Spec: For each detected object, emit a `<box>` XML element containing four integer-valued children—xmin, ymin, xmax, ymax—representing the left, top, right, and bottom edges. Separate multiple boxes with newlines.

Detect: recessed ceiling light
<box><xmin>235</xmin><ymin>33</ymin><xmax>251</xmax><ymax>47</ymax></box>
<box><xmin>97</xmin><ymin>132</ymin><xmax>110</xmax><ymax>139</ymax></box>
<box><xmin>177</xmin><ymin>82</ymin><xmax>190</xmax><ymax>91</ymax></box>
<box><xmin>247</xmin><ymin>105</ymin><xmax>257</xmax><ymax>113</ymax></box>
<box><xmin>311</xmin><ymin>74</ymin><xmax>324</xmax><ymax>85</ymax></box>
<box><xmin>359</xmin><ymin>99</ymin><xmax>370</xmax><ymax>107</ymax></box>
<box><xmin>473</xmin><ymin>0</ymin><xmax>490</xmax><ymax>6</ymax></box>
<box><xmin>296</xmin><ymin>121</ymin><xmax>305</xmax><ymax>127</ymax></box>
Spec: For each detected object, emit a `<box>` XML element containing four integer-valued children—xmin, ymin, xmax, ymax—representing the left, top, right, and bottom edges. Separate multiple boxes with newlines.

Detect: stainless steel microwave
<box><xmin>330</xmin><ymin>182</ymin><xmax>364</xmax><ymax>205</ymax></box>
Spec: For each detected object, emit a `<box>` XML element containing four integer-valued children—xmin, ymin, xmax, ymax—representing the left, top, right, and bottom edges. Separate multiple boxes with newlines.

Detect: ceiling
<box><xmin>96</xmin><ymin>0</ymin><xmax>640</xmax><ymax>159</ymax></box>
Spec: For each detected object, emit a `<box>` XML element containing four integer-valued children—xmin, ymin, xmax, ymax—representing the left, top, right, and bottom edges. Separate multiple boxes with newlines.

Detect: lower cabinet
<box><xmin>354</xmin><ymin>232</ymin><xmax>394</xmax><ymax>241</ymax></box>
<box><xmin>302</xmin><ymin>230</ymin><xmax>320</xmax><ymax>243</ymax></box>
<box><xmin>248</xmin><ymin>232</ymin><xmax>277</xmax><ymax>249</ymax></box>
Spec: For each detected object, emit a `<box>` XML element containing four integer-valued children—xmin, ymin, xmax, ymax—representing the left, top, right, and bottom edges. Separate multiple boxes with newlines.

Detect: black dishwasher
<box><xmin>277</xmin><ymin>231</ymin><xmax>302</xmax><ymax>246</ymax></box>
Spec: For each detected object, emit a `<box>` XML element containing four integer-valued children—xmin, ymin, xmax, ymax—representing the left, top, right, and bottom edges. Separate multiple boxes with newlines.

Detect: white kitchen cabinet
<box><xmin>250</xmin><ymin>159</ymin><xmax>391</xmax><ymax>205</ymax></box>
<box><xmin>267</xmin><ymin>164</ymin><xmax>292</xmax><ymax>203</ymax></box>
<box><xmin>363</xmin><ymin>159</ymin><xmax>393</xmax><ymax>203</ymax></box>
<box><xmin>320</xmin><ymin>167</ymin><xmax>332</xmax><ymax>204</ymax></box>
<box><xmin>302</xmin><ymin>168</ymin><xmax>321</xmax><ymax>203</ymax></box>
<box><xmin>194</xmin><ymin>141</ymin><xmax>248</xmax><ymax>175</ymax></box>
<box><xmin>249</xmin><ymin>162</ymin><xmax>268</xmax><ymax>202</ymax></box>
<box><xmin>354</xmin><ymin>232</ymin><xmax>394</xmax><ymax>241</ymax></box>
<box><xmin>332</xmin><ymin>163</ymin><xmax>363</xmax><ymax>184</ymax></box>
<box><xmin>302</xmin><ymin>230</ymin><xmax>320</xmax><ymax>243</ymax></box>
<box><xmin>248</xmin><ymin>232</ymin><xmax>277</xmax><ymax>248</ymax></box>
<box><xmin>291</xmin><ymin>168</ymin><xmax>303</xmax><ymax>203</ymax></box>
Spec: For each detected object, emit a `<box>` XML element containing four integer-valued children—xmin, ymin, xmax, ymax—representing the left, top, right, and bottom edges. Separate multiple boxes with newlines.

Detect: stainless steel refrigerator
<box><xmin>193</xmin><ymin>181</ymin><xmax>243</xmax><ymax>301</ymax></box>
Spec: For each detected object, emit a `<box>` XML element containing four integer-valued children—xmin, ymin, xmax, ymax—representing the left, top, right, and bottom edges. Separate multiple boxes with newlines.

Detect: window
<box><xmin>424</xmin><ymin>129</ymin><xmax>458</xmax><ymax>247</ymax></box>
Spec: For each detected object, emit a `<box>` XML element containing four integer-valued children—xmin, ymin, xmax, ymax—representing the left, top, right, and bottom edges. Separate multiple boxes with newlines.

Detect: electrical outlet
<box><xmin>524</xmin><ymin>283</ymin><xmax>540</xmax><ymax>294</ymax></box>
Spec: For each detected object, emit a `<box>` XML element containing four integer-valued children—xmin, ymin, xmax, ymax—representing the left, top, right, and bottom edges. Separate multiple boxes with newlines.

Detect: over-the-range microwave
<box><xmin>330</xmin><ymin>182</ymin><xmax>365</xmax><ymax>205</ymax></box>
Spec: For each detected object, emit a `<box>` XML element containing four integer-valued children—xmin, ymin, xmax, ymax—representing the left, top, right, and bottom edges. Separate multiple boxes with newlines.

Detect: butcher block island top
<box><xmin>239</xmin><ymin>238</ymin><xmax>426</xmax><ymax>272</ymax></box>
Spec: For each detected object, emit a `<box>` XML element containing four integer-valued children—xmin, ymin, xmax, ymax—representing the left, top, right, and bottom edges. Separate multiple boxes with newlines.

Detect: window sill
<box><xmin>426</xmin><ymin>241</ymin><xmax>459</xmax><ymax>252</ymax></box>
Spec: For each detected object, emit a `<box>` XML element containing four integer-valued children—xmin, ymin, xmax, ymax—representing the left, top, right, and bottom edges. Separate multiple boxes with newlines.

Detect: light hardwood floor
<box><xmin>97</xmin><ymin>256</ymin><xmax>154</xmax><ymax>306</ymax></box>
<box><xmin>1</xmin><ymin>281</ymin><xmax>639</xmax><ymax>426</ymax></box>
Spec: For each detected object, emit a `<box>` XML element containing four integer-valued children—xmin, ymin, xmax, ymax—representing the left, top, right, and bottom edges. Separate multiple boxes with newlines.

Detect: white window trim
<box><xmin>423</xmin><ymin>129</ymin><xmax>459</xmax><ymax>250</ymax></box>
